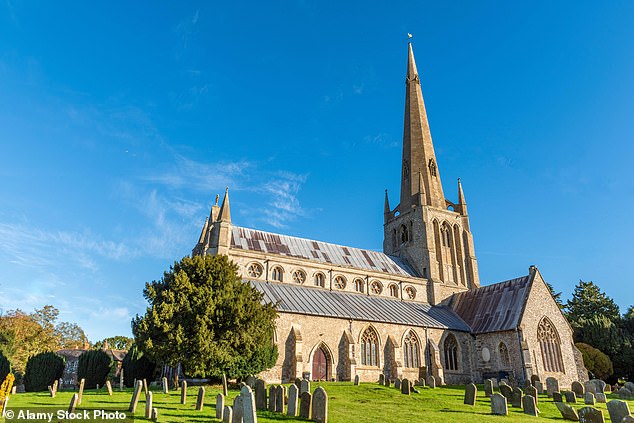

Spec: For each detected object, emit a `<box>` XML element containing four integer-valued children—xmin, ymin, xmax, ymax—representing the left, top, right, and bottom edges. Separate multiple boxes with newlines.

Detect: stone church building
<box><xmin>192</xmin><ymin>44</ymin><xmax>587</xmax><ymax>386</ymax></box>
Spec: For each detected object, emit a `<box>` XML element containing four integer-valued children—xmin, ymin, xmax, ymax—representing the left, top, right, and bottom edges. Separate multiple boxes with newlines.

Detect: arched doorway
<box><xmin>312</xmin><ymin>345</ymin><xmax>330</xmax><ymax>381</ymax></box>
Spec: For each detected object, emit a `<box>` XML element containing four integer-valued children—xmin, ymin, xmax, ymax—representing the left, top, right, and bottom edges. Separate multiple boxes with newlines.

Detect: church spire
<box><xmin>384</xmin><ymin>189</ymin><xmax>391</xmax><ymax>223</ymax></box>
<box><xmin>218</xmin><ymin>187</ymin><xmax>231</xmax><ymax>223</ymax></box>
<box><xmin>457</xmin><ymin>178</ymin><xmax>468</xmax><ymax>216</ymax></box>
<box><xmin>399</xmin><ymin>43</ymin><xmax>445</xmax><ymax>211</ymax></box>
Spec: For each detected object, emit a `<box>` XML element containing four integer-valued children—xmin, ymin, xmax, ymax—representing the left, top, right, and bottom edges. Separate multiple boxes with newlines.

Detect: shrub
<box><xmin>122</xmin><ymin>344</ymin><xmax>155</xmax><ymax>387</ymax></box>
<box><xmin>77</xmin><ymin>350</ymin><xmax>112</xmax><ymax>389</ymax></box>
<box><xmin>24</xmin><ymin>352</ymin><xmax>65</xmax><ymax>392</ymax></box>
<box><xmin>0</xmin><ymin>351</ymin><xmax>10</xmax><ymax>382</ymax></box>
<box><xmin>576</xmin><ymin>342</ymin><xmax>613</xmax><ymax>380</ymax></box>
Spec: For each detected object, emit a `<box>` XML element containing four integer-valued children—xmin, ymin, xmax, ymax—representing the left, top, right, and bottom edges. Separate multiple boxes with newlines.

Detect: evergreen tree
<box><xmin>132</xmin><ymin>254</ymin><xmax>278</xmax><ymax>379</ymax></box>
<box><xmin>545</xmin><ymin>282</ymin><xmax>564</xmax><ymax>309</ymax></box>
<box><xmin>122</xmin><ymin>344</ymin><xmax>156</xmax><ymax>387</ymax></box>
<box><xmin>575</xmin><ymin>342</ymin><xmax>613</xmax><ymax>380</ymax></box>
<box><xmin>565</xmin><ymin>280</ymin><xmax>621</xmax><ymax>324</ymax></box>
<box><xmin>0</xmin><ymin>351</ymin><xmax>10</xmax><ymax>382</ymax></box>
<box><xmin>24</xmin><ymin>352</ymin><xmax>65</xmax><ymax>392</ymax></box>
<box><xmin>77</xmin><ymin>350</ymin><xmax>113</xmax><ymax>389</ymax></box>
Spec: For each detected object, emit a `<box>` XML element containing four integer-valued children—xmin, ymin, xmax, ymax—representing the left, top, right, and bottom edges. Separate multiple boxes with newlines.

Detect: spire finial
<box><xmin>214</xmin><ymin>194</ymin><xmax>219</xmax><ymax>205</ymax></box>
<box><xmin>218</xmin><ymin>187</ymin><xmax>232</xmax><ymax>223</ymax></box>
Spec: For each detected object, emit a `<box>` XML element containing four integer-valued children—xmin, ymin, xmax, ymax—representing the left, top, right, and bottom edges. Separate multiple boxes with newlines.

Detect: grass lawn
<box><xmin>4</xmin><ymin>382</ymin><xmax>634</xmax><ymax>422</ymax></box>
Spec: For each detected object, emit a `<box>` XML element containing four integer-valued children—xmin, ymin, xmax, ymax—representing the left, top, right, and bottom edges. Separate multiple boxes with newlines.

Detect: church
<box><xmin>192</xmin><ymin>44</ymin><xmax>587</xmax><ymax>386</ymax></box>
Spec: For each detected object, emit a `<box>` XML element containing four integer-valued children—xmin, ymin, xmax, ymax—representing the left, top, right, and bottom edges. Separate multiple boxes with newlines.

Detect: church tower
<box><xmin>383</xmin><ymin>44</ymin><xmax>480</xmax><ymax>304</ymax></box>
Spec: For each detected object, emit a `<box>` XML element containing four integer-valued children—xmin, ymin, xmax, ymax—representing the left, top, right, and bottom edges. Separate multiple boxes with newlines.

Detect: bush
<box><xmin>0</xmin><ymin>351</ymin><xmax>10</xmax><ymax>382</ymax></box>
<box><xmin>24</xmin><ymin>352</ymin><xmax>65</xmax><ymax>392</ymax></box>
<box><xmin>576</xmin><ymin>342</ymin><xmax>613</xmax><ymax>380</ymax></box>
<box><xmin>122</xmin><ymin>345</ymin><xmax>155</xmax><ymax>387</ymax></box>
<box><xmin>77</xmin><ymin>350</ymin><xmax>112</xmax><ymax>389</ymax></box>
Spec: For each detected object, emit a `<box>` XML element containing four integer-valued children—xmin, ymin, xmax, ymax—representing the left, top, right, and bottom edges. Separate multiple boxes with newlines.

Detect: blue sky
<box><xmin>1</xmin><ymin>1</ymin><xmax>633</xmax><ymax>342</ymax></box>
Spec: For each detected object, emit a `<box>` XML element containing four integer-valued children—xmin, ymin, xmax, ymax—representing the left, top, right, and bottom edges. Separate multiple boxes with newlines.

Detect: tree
<box><xmin>23</xmin><ymin>352</ymin><xmax>65</xmax><ymax>392</ymax></box>
<box><xmin>546</xmin><ymin>282</ymin><xmax>564</xmax><ymax>310</ymax></box>
<box><xmin>575</xmin><ymin>342</ymin><xmax>613</xmax><ymax>380</ymax></box>
<box><xmin>565</xmin><ymin>280</ymin><xmax>621</xmax><ymax>324</ymax></box>
<box><xmin>77</xmin><ymin>350</ymin><xmax>112</xmax><ymax>389</ymax></box>
<box><xmin>132</xmin><ymin>254</ymin><xmax>278</xmax><ymax>379</ymax></box>
<box><xmin>55</xmin><ymin>322</ymin><xmax>88</xmax><ymax>349</ymax></box>
<box><xmin>122</xmin><ymin>344</ymin><xmax>155</xmax><ymax>387</ymax></box>
<box><xmin>94</xmin><ymin>336</ymin><xmax>133</xmax><ymax>351</ymax></box>
<box><xmin>0</xmin><ymin>351</ymin><xmax>10</xmax><ymax>382</ymax></box>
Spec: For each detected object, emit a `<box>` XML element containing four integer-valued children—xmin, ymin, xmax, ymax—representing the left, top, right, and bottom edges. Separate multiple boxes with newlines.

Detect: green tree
<box><xmin>0</xmin><ymin>350</ymin><xmax>10</xmax><ymax>381</ymax></box>
<box><xmin>575</xmin><ymin>342</ymin><xmax>613</xmax><ymax>380</ymax></box>
<box><xmin>77</xmin><ymin>350</ymin><xmax>112</xmax><ymax>389</ymax></box>
<box><xmin>23</xmin><ymin>352</ymin><xmax>65</xmax><ymax>392</ymax></box>
<box><xmin>132</xmin><ymin>254</ymin><xmax>278</xmax><ymax>379</ymax></box>
<box><xmin>565</xmin><ymin>280</ymin><xmax>621</xmax><ymax>324</ymax></box>
<box><xmin>545</xmin><ymin>282</ymin><xmax>564</xmax><ymax>310</ymax></box>
<box><xmin>55</xmin><ymin>322</ymin><xmax>88</xmax><ymax>349</ymax></box>
<box><xmin>94</xmin><ymin>336</ymin><xmax>133</xmax><ymax>351</ymax></box>
<box><xmin>121</xmin><ymin>344</ymin><xmax>156</xmax><ymax>387</ymax></box>
<box><xmin>0</xmin><ymin>310</ymin><xmax>52</xmax><ymax>373</ymax></box>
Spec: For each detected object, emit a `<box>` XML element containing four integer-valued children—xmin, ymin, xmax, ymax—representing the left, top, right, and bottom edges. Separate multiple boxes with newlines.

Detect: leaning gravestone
<box><xmin>162</xmin><ymin>377</ymin><xmax>168</xmax><ymax>394</ymax></box>
<box><xmin>240</xmin><ymin>385</ymin><xmax>257</xmax><ymax>423</ymax></box>
<box><xmin>553</xmin><ymin>391</ymin><xmax>563</xmax><ymax>402</ymax></box>
<box><xmin>401</xmin><ymin>378</ymin><xmax>410</xmax><ymax>395</ymax></box>
<box><xmin>354</xmin><ymin>375</ymin><xmax>360</xmax><ymax>386</ymax></box>
<box><xmin>606</xmin><ymin>400</ymin><xmax>631</xmax><ymax>423</ymax></box>
<box><xmin>180</xmin><ymin>380</ymin><xmax>187</xmax><ymax>404</ymax></box>
<box><xmin>523</xmin><ymin>395</ymin><xmax>538</xmax><ymax>416</ymax></box>
<box><xmin>105</xmin><ymin>380</ymin><xmax>113</xmax><ymax>396</ymax></box>
<box><xmin>595</xmin><ymin>393</ymin><xmax>606</xmax><ymax>403</ymax></box>
<box><xmin>268</xmin><ymin>385</ymin><xmax>276</xmax><ymax>412</ymax></box>
<box><xmin>546</xmin><ymin>377</ymin><xmax>559</xmax><ymax>398</ymax></box>
<box><xmin>287</xmin><ymin>384</ymin><xmax>299</xmax><ymax>417</ymax></box>
<box><xmin>578</xmin><ymin>406</ymin><xmax>604</xmax><ymax>423</ymax></box>
<box><xmin>255</xmin><ymin>379</ymin><xmax>267</xmax><ymax>411</ymax></box>
<box><xmin>394</xmin><ymin>378</ymin><xmax>401</xmax><ymax>390</ymax></box>
<box><xmin>223</xmin><ymin>373</ymin><xmax>228</xmax><ymax>397</ymax></box>
<box><xmin>143</xmin><ymin>379</ymin><xmax>148</xmax><ymax>396</ymax></box>
<box><xmin>378</xmin><ymin>374</ymin><xmax>385</xmax><ymax>385</ymax></box>
<box><xmin>484</xmin><ymin>379</ymin><xmax>493</xmax><ymax>397</ymax></box>
<box><xmin>555</xmin><ymin>402</ymin><xmax>580</xmax><ymax>421</ymax></box>
<box><xmin>216</xmin><ymin>393</ymin><xmax>225</xmax><ymax>419</ymax></box>
<box><xmin>427</xmin><ymin>375</ymin><xmax>436</xmax><ymax>389</ymax></box>
<box><xmin>223</xmin><ymin>406</ymin><xmax>232</xmax><ymax>423</ymax></box>
<box><xmin>68</xmin><ymin>393</ymin><xmax>79</xmax><ymax>414</ymax></box>
<box><xmin>233</xmin><ymin>395</ymin><xmax>244</xmax><ymax>423</ymax></box>
<box><xmin>195</xmin><ymin>386</ymin><xmax>205</xmax><ymax>411</ymax></box>
<box><xmin>300</xmin><ymin>391</ymin><xmax>312</xmax><ymax>419</ymax></box>
<box><xmin>584</xmin><ymin>392</ymin><xmax>595</xmax><ymax>405</ymax></box>
<box><xmin>572</xmin><ymin>381</ymin><xmax>585</xmax><ymax>397</ymax></box>
<box><xmin>500</xmin><ymin>384</ymin><xmax>513</xmax><ymax>400</ymax></box>
<box><xmin>48</xmin><ymin>385</ymin><xmax>56</xmax><ymax>398</ymax></box>
<box><xmin>535</xmin><ymin>381</ymin><xmax>544</xmax><ymax>395</ymax></box>
<box><xmin>491</xmin><ymin>393</ymin><xmax>508</xmax><ymax>416</ymax></box>
<box><xmin>275</xmin><ymin>385</ymin><xmax>284</xmax><ymax>413</ymax></box>
<box><xmin>512</xmin><ymin>387</ymin><xmax>523</xmax><ymax>408</ymax></box>
<box><xmin>129</xmin><ymin>380</ymin><xmax>143</xmax><ymax>413</ymax></box>
<box><xmin>145</xmin><ymin>392</ymin><xmax>153</xmax><ymax>419</ymax></box>
<box><xmin>564</xmin><ymin>391</ymin><xmax>577</xmax><ymax>403</ymax></box>
<box><xmin>312</xmin><ymin>386</ymin><xmax>328</xmax><ymax>423</ymax></box>
<box><xmin>464</xmin><ymin>383</ymin><xmax>476</xmax><ymax>406</ymax></box>
<box><xmin>526</xmin><ymin>385</ymin><xmax>538</xmax><ymax>404</ymax></box>
<box><xmin>78</xmin><ymin>378</ymin><xmax>86</xmax><ymax>405</ymax></box>
<box><xmin>300</xmin><ymin>379</ymin><xmax>310</xmax><ymax>395</ymax></box>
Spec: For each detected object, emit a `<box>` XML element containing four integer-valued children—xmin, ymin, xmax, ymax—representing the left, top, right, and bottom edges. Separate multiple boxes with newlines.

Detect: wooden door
<box><xmin>312</xmin><ymin>348</ymin><xmax>328</xmax><ymax>381</ymax></box>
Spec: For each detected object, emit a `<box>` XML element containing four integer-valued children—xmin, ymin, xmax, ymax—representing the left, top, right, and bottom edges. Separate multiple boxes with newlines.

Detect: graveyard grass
<box><xmin>6</xmin><ymin>383</ymin><xmax>634</xmax><ymax>422</ymax></box>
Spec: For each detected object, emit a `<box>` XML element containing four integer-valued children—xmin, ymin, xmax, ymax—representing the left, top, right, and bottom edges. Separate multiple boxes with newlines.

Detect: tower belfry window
<box><xmin>428</xmin><ymin>158</ymin><xmax>437</xmax><ymax>177</ymax></box>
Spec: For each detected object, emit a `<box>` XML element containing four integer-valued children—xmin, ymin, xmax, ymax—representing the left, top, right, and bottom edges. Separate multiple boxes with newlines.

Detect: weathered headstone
<box><xmin>151</xmin><ymin>408</ymin><xmax>158</xmax><ymax>422</ymax></box>
<box><xmin>578</xmin><ymin>406</ymin><xmax>604</xmax><ymax>423</ymax></box>
<box><xmin>553</xmin><ymin>391</ymin><xmax>563</xmax><ymax>402</ymax></box>
<box><xmin>68</xmin><ymin>393</ymin><xmax>79</xmax><ymax>414</ymax></box>
<box><xmin>52</xmin><ymin>379</ymin><xmax>58</xmax><ymax>396</ymax></box>
<box><xmin>145</xmin><ymin>392</ymin><xmax>153</xmax><ymax>419</ymax></box>
<box><xmin>546</xmin><ymin>377</ymin><xmax>559</xmax><ymax>398</ymax></box>
<box><xmin>233</xmin><ymin>395</ymin><xmax>244</xmax><ymax>423</ymax></box>
<box><xmin>255</xmin><ymin>379</ymin><xmax>267</xmax><ymax>411</ymax></box>
<box><xmin>299</xmin><ymin>391</ymin><xmax>312</xmax><ymax>419</ymax></box>
<box><xmin>223</xmin><ymin>406</ymin><xmax>233</xmax><ymax>423</ymax></box>
<box><xmin>535</xmin><ymin>381</ymin><xmax>544</xmax><ymax>394</ymax></box>
<box><xmin>312</xmin><ymin>386</ymin><xmax>328</xmax><ymax>423</ymax></box>
<box><xmin>48</xmin><ymin>385</ymin><xmax>56</xmax><ymax>398</ymax></box>
<box><xmin>180</xmin><ymin>380</ymin><xmax>187</xmax><ymax>404</ymax></box>
<box><xmin>523</xmin><ymin>395</ymin><xmax>538</xmax><ymax>416</ymax></box>
<box><xmin>78</xmin><ymin>378</ymin><xmax>85</xmax><ymax>405</ymax></box>
<box><xmin>394</xmin><ymin>378</ymin><xmax>401</xmax><ymax>390</ymax></box>
<box><xmin>129</xmin><ymin>379</ymin><xmax>143</xmax><ymax>413</ymax></box>
<box><xmin>606</xmin><ymin>400</ymin><xmax>631</xmax><ymax>423</ymax></box>
<box><xmin>223</xmin><ymin>373</ymin><xmax>228</xmax><ymax>397</ymax></box>
<box><xmin>401</xmin><ymin>378</ymin><xmax>411</xmax><ymax>395</ymax></box>
<box><xmin>531</xmin><ymin>375</ymin><xmax>541</xmax><ymax>386</ymax></box>
<box><xmin>12</xmin><ymin>386</ymin><xmax>17</xmax><ymax>395</ymax></box>
<box><xmin>240</xmin><ymin>385</ymin><xmax>257</xmax><ymax>423</ymax></box>
<box><xmin>618</xmin><ymin>387</ymin><xmax>633</xmax><ymax>400</ymax></box>
<box><xmin>526</xmin><ymin>385</ymin><xmax>538</xmax><ymax>403</ymax></box>
<box><xmin>491</xmin><ymin>393</ymin><xmax>508</xmax><ymax>416</ymax></box>
<box><xmin>584</xmin><ymin>392</ymin><xmax>595</xmax><ymax>405</ymax></box>
<box><xmin>555</xmin><ymin>402</ymin><xmax>580</xmax><ymax>421</ymax></box>
<box><xmin>512</xmin><ymin>387</ymin><xmax>523</xmax><ymax>408</ymax></box>
<box><xmin>595</xmin><ymin>393</ymin><xmax>606</xmax><ymax>403</ymax></box>
<box><xmin>217</xmin><ymin>393</ymin><xmax>225</xmax><ymax>419</ymax></box>
<box><xmin>162</xmin><ymin>377</ymin><xmax>168</xmax><ymax>394</ymax></box>
<box><xmin>287</xmin><ymin>384</ymin><xmax>299</xmax><ymax>417</ymax></box>
<box><xmin>195</xmin><ymin>386</ymin><xmax>205</xmax><ymax>411</ymax></box>
<box><xmin>378</xmin><ymin>374</ymin><xmax>385</xmax><ymax>385</ymax></box>
<box><xmin>275</xmin><ymin>385</ymin><xmax>284</xmax><ymax>413</ymax></box>
<box><xmin>625</xmin><ymin>382</ymin><xmax>634</xmax><ymax>393</ymax></box>
<box><xmin>572</xmin><ymin>381</ymin><xmax>585</xmax><ymax>397</ymax></box>
<box><xmin>268</xmin><ymin>385</ymin><xmax>276</xmax><ymax>412</ymax></box>
<box><xmin>246</xmin><ymin>376</ymin><xmax>256</xmax><ymax>389</ymax></box>
<box><xmin>143</xmin><ymin>379</ymin><xmax>148</xmax><ymax>396</ymax></box>
<box><xmin>484</xmin><ymin>379</ymin><xmax>493</xmax><ymax>397</ymax></box>
<box><xmin>300</xmin><ymin>379</ymin><xmax>310</xmax><ymax>395</ymax></box>
<box><xmin>354</xmin><ymin>375</ymin><xmax>360</xmax><ymax>386</ymax></box>
<box><xmin>427</xmin><ymin>375</ymin><xmax>436</xmax><ymax>389</ymax></box>
<box><xmin>119</xmin><ymin>369</ymin><xmax>124</xmax><ymax>391</ymax></box>
<box><xmin>500</xmin><ymin>384</ymin><xmax>513</xmax><ymax>400</ymax></box>
<box><xmin>463</xmin><ymin>383</ymin><xmax>476</xmax><ymax>405</ymax></box>
<box><xmin>565</xmin><ymin>391</ymin><xmax>577</xmax><ymax>403</ymax></box>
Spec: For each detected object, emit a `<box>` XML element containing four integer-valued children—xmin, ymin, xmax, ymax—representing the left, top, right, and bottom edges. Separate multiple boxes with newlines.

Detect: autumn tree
<box><xmin>94</xmin><ymin>336</ymin><xmax>133</xmax><ymax>351</ymax></box>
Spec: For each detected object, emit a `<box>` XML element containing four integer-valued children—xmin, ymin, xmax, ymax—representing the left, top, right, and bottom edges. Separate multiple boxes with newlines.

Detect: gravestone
<box><xmin>78</xmin><ymin>378</ymin><xmax>85</xmax><ymax>405</ymax></box>
<box><xmin>151</xmin><ymin>408</ymin><xmax>158</xmax><ymax>422</ymax></box>
<box><xmin>618</xmin><ymin>388</ymin><xmax>633</xmax><ymax>400</ymax></box>
<box><xmin>312</xmin><ymin>386</ymin><xmax>328</xmax><ymax>423</ymax></box>
<box><xmin>464</xmin><ymin>383</ymin><xmax>476</xmax><ymax>406</ymax></box>
<box><xmin>129</xmin><ymin>379</ymin><xmax>143</xmax><ymax>413</ymax></box>
<box><xmin>246</xmin><ymin>376</ymin><xmax>256</xmax><ymax>389</ymax></box>
<box><xmin>553</xmin><ymin>392</ymin><xmax>563</xmax><ymax>402</ymax></box>
<box><xmin>384</xmin><ymin>378</ymin><xmax>391</xmax><ymax>387</ymax></box>
<box><xmin>223</xmin><ymin>406</ymin><xmax>233</xmax><ymax>423</ymax></box>
<box><xmin>565</xmin><ymin>391</ymin><xmax>577</xmax><ymax>403</ymax></box>
<box><xmin>512</xmin><ymin>387</ymin><xmax>523</xmax><ymax>408</ymax></box>
<box><xmin>52</xmin><ymin>379</ymin><xmax>58</xmax><ymax>396</ymax></box>
<box><xmin>394</xmin><ymin>378</ymin><xmax>401</xmax><ymax>390</ymax></box>
<box><xmin>255</xmin><ymin>379</ymin><xmax>267</xmax><ymax>411</ymax></box>
<box><xmin>500</xmin><ymin>384</ymin><xmax>513</xmax><ymax>400</ymax></box>
<box><xmin>223</xmin><ymin>373</ymin><xmax>228</xmax><ymax>397</ymax></box>
<box><xmin>402</xmin><ymin>378</ymin><xmax>411</xmax><ymax>395</ymax></box>
<box><xmin>354</xmin><ymin>375</ymin><xmax>360</xmax><ymax>386</ymax></box>
<box><xmin>216</xmin><ymin>393</ymin><xmax>225</xmax><ymax>419</ymax></box>
<box><xmin>427</xmin><ymin>375</ymin><xmax>436</xmax><ymax>389</ymax></box>
<box><xmin>300</xmin><ymin>391</ymin><xmax>312</xmax><ymax>419</ymax></box>
<box><xmin>300</xmin><ymin>379</ymin><xmax>310</xmax><ymax>395</ymax></box>
<box><xmin>145</xmin><ymin>392</ymin><xmax>153</xmax><ymax>419</ymax></box>
<box><xmin>105</xmin><ymin>380</ymin><xmax>113</xmax><ymax>396</ymax></box>
<box><xmin>546</xmin><ymin>377</ymin><xmax>559</xmax><ymax>398</ymax></box>
<box><xmin>607</xmin><ymin>400</ymin><xmax>631</xmax><ymax>423</ymax></box>
<box><xmin>240</xmin><ymin>385</ymin><xmax>257</xmax><ymax>423</ymax></box>
<box><xmin>572</xmin><ymin>381</ymin><xmax>585</xmax><ymax>397</ymax></box>
<box><xmin>484</xmin><ymin>379</ymin><xmax>493</xmax><ymax>397</ymax></box>
<box><xmin>233</xmin><ymin>395</ymin><xmax>244</xmax><ymax>423</ymax></box>
<box><xmin>555</xmin><ymin>402</ymin><xmax>580</xmax><ymax>421</ymax></box>
<box><xmin>12</xmin><ymin>386</ymin><xmax>17</xmax><ymax>394</ymax></box>
<box><xmin>162</xmin><ymin>377</ymin><xmax>168</xmax><ymax>394</ymax></box>
<box><xmin>523</xmin><ymin>395</ymin><xmax>538</xmax><ymax>416</ymax></box>
<box><xmin>268</xmin><ymin>385</ymin><xmax>276</xmax><ymax>412</ymax></box>
<box><xmin>535</xmin><ymin>381</ymin><xmax>544</xmax><ymax>395</ymax></box>
<box><xmin>119</xmin><ymin>369</ymin><xmax>124</xmax><ymax>391</ymax></box>
<box><xmin>48</xmin><ymin>385</ymin><xmax>56</xmax><ymax>398</ymax></box>
<box><xmin>588</xmin><ymin>379</ymin><xmax>604</xmax><ymax>394</ymax></box>
<box><xmin>287</xmin><ymin>384</ymin><xmax>299</xmax><ymax>417</ymax></box>
<box><xmin>68</xmin><ymin>393</ymin><xmax>79</xmax><ymax>414</ymax></box>
<box><xmin>195</xmin><ymin>386</ymin><xmax>205</xmax><ymax>411</ymax></box>
<box><xmin>180</xmin><ymin>380</ymin><xmax>187</xmax><ymax>404</ymax></box>
<box><xmin>584</xmin><ymin>392</ymin><xmax>595</xmax><ymax>405</ymax></box>
<box><xmin>378</xmin><ymin>374</ymin><xmax>385</xmax><ymax>385</ymax></box>
<box><xmin>531</xmin><ymin>375</ymin><xmax>541</xmax><ymax>386</ymax></box>
<box><xmin>595</xmin><ymin>393</ymin><xmax>606</xmax><ymax>403</ymax></box>
<box><xmin>578</xmin><ymin>406</ymin><xmax>604</xmax><ymax>423</ymax></box>
<box><xmin>275</xmin><ymin>385</ymin><xmax>284</xmax><ymax>413</ymax></box>
<box><xmin>143</xmin><ymin>379</ymin><xmax>148</xmax><ymax>396</ymax></box>
<box><xmin>526</xmin><ymin>385</ymin><xmax>538</xmax><ymax>404</ymax></box>
<box><xmin>491</xmin><ymin>393</ymin><xmax>508</xmax><ymax>416</ymax></box>
<box><xmin>625</xmin><ymin>382</ymin><xmax>634</xmax><ymax>393</ymax></box>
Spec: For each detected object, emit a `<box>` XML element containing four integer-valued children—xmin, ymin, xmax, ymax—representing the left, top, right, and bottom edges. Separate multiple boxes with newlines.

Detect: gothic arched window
<box><xmin>314</xmin><ymin>272</ymin><xmax>325</xmax><ymax>287</ymax></box>
<box><xmin>354</xmin><ymin>279</ymin><xmax>364</xmax><ymax>293</ymax></box>
<box><xmin>360</xmin><ymin>327</ymin><xmax>380</xmax><ymax>367</ymax></box>
<box><xmin>499</xmin><ymin>342</ymin><xmax>510</xmax><ymax>369</ymax></box>
<box><xmin>389</xmin><ymin>284</ymin><xmax>399</xmax><ymax>298</ymax></box>
<box><xmin>403</xmin><ymin>331</ymin><xmax>420</xmax><ymax>368</ymax></box>
<box><xmin>538</xmin><ymin>317</ymin><xmax>564</xmax><ymax>373</ymax></box>
<box><xmin>272</xmin><ymin>266</ymin><xmax>284</xmax><ymax>282</ymax></box>
<box><xmin>443</xmin><ymin>334</ymin><xmax>459</xmax><ymax>371</ymax></box>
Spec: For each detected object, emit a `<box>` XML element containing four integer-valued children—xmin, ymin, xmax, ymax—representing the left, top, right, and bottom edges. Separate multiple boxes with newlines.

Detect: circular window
<box><xmin>405</xmin><ymin>286</ymin><xmax>416</xmax><ymax>300</ymax></box>
<box><xmin>334</xmin><ymin>276</ymin><xmax>346</xmax><ymax>289</ymax></box>
<box><xmin>370</xmin><ymin>281</ymin><xmax>383</xmax><ymax>295</ymax></box>
<box><xmin>292</xmin><ymin>269</ymin><xmax>306</xmax><ymax>284</ymax></box>
<box><xmin>247</xmin><ymin>262</ymin><xmax>263</xmax><ymax>278</ymax></box>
